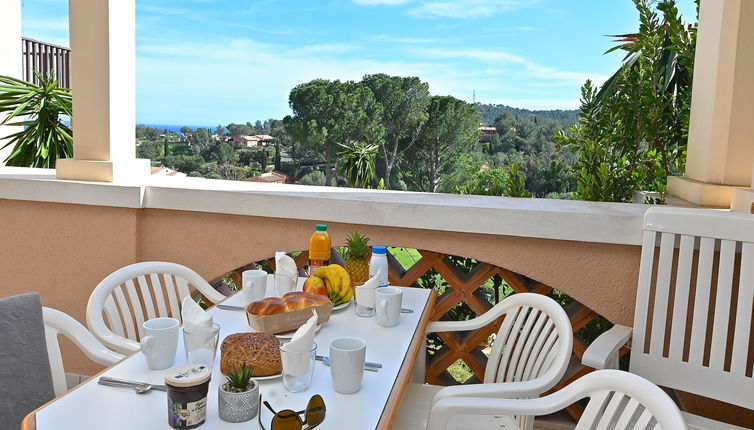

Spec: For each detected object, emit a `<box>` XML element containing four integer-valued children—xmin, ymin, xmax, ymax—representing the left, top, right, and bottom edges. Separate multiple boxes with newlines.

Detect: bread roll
<box><xmin>248</xmin><ymin>292</ymin><xmax>331</xmax><ymax>315</ymax></box>
<box><xmin>247</xmin><ymin>298</ymin><xmax>285</xmax><ymax>315</ymax></box>
<box><xmin>220</xmin><ymin>332</ymin><xmax>281</xmax><ymax>376</ymax></box>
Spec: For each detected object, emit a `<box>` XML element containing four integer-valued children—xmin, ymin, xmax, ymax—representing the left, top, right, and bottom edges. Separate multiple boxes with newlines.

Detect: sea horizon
<box><xmin>139</xmin><ymin>124</ymin><xmax>218</xmax><ymax>133</ymax></box>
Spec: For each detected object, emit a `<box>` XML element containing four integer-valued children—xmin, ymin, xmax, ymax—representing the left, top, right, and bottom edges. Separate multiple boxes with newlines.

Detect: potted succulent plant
<box><xmin>218</xmin><ymin>363</ymin><xmax>259</xmax><ymax>423</ymax></box>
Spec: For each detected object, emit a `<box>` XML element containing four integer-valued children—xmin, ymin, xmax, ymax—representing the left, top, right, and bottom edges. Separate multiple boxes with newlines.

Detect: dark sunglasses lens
<box><xmin>271</xmin><ymin>409</ymin><xmax>303</xmax><ymax>430</ymax></box>
<box><xmin>306</xmin><ymin>395</ymin><xmax>326</xmax><ymax>426</ymax></box>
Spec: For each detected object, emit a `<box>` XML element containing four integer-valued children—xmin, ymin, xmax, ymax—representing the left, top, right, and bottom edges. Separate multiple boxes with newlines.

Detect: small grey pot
<box><xmin>218</xmin><ymin>379</ymin><xmax>259</xmax><ymax>423</ymax></box>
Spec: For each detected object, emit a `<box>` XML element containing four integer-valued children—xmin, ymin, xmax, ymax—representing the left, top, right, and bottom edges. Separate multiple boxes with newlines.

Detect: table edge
<box><xmin>376</xmin><ymin>287</ymin><xmax>437</xmax><ymax>430</ymax></box>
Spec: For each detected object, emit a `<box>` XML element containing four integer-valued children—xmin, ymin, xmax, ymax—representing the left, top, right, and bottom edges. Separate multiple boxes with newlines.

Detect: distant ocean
<box><xmin>141</xmin><ymin>124</ymin><xmax>217</xmax><ymax>133</ymax></box>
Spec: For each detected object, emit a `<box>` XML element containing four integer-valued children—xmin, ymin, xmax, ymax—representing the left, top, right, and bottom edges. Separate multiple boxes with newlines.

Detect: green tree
<box><xmin>407</xmin><ymin>96</ymin><xmax>479</xmax><ymax>192</ymax></box>
<box><xmin>557</xmin><ymin>0</ymin><xmax>697</xmax><ymax>202</ymax></box>
<box><xmin>286</xmin><ymin>79</ymin><xmax>383</xmax><ymax>186</ymax></box>
<box><xmin>362</xmin><ymin>74</ymin><xmax>430</xmax><ymax>188</ymax></box>
<box><xmin>0</xmin><ymin>73</ymin><xmax>72</xmax><ymax>167</ymax></box>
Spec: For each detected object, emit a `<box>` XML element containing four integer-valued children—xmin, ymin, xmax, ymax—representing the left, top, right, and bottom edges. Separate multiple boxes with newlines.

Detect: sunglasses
<box><xmin>258</xmin><ymin>394</ymin><xmax>326</xmax><ymax>430</ymax></box>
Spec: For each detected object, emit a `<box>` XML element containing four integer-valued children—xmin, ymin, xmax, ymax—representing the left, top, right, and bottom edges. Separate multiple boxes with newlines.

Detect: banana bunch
<box><xmin>314</xmin><ymin>264</ymin><xmax>353</xmax><ymax>305</ymax></box>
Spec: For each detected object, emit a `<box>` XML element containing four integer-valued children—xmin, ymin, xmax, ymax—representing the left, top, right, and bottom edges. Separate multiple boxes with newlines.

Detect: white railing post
<box><xmin>55</xmin><ymin>0</ymin><xmax>149</xmax><ymax>182</ymax></box>
<box><xmin>668</xmin><ymin>0</ymin><xmax>754</xmax><ymax>208</ymax></box>
<box><xmin>0</xmin><ymin>0</ymin><xmax>22</xmax><ymax>166</ymax></box>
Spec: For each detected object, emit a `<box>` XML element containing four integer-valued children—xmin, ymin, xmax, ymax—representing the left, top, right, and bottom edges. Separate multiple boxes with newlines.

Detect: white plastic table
<box><xmin>23</xmin><ymin>278</ymin><xmax>436</xmax><ymax>430</ymax></box>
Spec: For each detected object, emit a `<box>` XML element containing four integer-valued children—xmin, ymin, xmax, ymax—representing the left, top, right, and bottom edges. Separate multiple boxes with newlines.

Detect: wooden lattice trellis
<box><xmin>226</xmin><ymin>248</ymin><xmax>628</xmax><ymax>421</ymax></box>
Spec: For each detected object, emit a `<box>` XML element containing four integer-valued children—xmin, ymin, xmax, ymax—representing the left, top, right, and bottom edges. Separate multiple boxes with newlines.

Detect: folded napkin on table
<box><xmin>355</xmin><ymin>269</ymin><xmax>381</xmax><ymax>308</ymax></box>
<box><xmin>275</xmin><ymin>251</ymin><xmax>298</xmax><ymax>295</ymax></box>
<box><xmin>181</xmin><ymin>296</ymin><xmax>213</xmax><ymax>331</ymax></box>
<box><xmin>280</xmin><ymin>310</ymin><xmax>318</xmax><ymax>377</ymax></box>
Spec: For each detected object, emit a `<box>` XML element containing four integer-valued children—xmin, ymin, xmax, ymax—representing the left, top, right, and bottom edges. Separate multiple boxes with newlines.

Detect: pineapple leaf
<box><xmin>345</xmin><ymin>230</ymin><xmax>370</xmax><ymax>259</ymax></box>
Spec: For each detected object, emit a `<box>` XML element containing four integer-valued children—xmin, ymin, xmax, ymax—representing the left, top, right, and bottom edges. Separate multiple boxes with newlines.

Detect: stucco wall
<box><xmin>1</xmin><ymin>199</ymin><xmax>641</xmax><ymax>376</ymax></box>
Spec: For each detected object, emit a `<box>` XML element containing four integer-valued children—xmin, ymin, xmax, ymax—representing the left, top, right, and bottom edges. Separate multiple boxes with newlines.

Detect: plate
<box><xmin>253</xmin><ymin>373</ymin><xmax>282</xmax><ymax>381</ymax></box>
<box><xmin>275</xmin><ymin>324</ymin><xmax>322</xmax><ymax>339</ymax></box>
<box><xmin>332</xmin><ymin>300</ymin><xmax>351</xmax><ymax>311</ymax></box>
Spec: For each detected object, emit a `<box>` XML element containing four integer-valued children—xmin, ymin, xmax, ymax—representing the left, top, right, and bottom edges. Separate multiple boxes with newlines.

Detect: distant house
<box><xmin>478</xmin><ymin>126</ymin><xmax>498</xmax><ymax>143</ymax></box>
<box><xmin>244</xmin><ymin>171</ymin><xmax>290</xmax><ymax>184</ymax></box>
<box><xmin>151</xmin><ymin>166</ymin><xmax>187</xmax><ymax>178</ymax></box>
<box><xmin>233</xmin><ymin>134</ymin><xmax>275</xmax><ymax>147</ymax></box>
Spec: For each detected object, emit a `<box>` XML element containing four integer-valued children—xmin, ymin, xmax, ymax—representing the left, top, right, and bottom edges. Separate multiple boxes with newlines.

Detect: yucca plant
<box><xmin>224</xmin><ymin>363</ymin><xmax>254</xmax><ymax>393</ymax></box>
<box><xmin>0</xmin><ymin>72</ymin><xmax>73</xmax><ymax>168</ymax></box>
<box><xmin>338</xmin><ymin>142</ymin><xmax>378</xmax><ymax>188</ymax></box>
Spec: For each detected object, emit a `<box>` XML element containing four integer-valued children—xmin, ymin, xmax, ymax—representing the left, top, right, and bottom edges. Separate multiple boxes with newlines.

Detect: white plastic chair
<box><xmin>43</xmin><ymin>307</ymin><xmax>124</xmax><ymax>396</ymax></box>
<box><xmin>87</xmin><ymin>261</ymin><xmax>226</xmax><ymax>354</ymax></box>
<box><xmin>395</xmin><ymin>293</ymin><xmax>573</xmax><ymax>430</ymax></box>
<box><xmin>426</xmin><ymin>369</ymin><xmax>688</xmax><ymax>430</ymax></box>
<box><xmin>583</xmin><ymin>207</ymin><xmax>754</xmax><ymax>430</ymax></box>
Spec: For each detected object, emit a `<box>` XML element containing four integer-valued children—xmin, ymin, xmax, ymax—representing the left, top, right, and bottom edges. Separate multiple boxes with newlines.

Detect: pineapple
<box><xmin>344</xmin><ymin>230</ymin><xmax>370</xmax><ymax>287</ymax></box>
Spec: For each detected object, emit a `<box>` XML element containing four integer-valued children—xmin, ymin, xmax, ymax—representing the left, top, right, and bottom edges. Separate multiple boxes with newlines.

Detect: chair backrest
<box><xmin>485</xmin><ymin>293</ymin><xmax>573</xmax><ymax>386</ymax></box>
<box><xmin>484</xmin><ymin>293</ymin><xmax>573</xmax><ymax>430</ymax></box>
<box><xmin>572</xmin><ymin>370</ymin><xmax>687</xmax><ymax>429</ymax></box>
<box><xmin>87</xmin><ymin>261</ymin><xmax>226</xmax><ymax>353</ymax></box>
<box><xmin>631</xmin><ymin>207</ymin><xmax>754</xmax><ymax>409</ymax></box>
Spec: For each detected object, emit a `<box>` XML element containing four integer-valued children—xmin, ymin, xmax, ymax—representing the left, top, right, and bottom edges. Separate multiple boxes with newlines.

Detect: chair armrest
<box><xmin>426</xmin><ymin>395</ymin><xmax>562</xmax><ymax>430</ymax></box>
<box><xmin>582</xmin><ymin>324</ymin><xmax>632</xmax><ymax>370</ymax></box>
<box><xmin>43</xmin><ymin>307</ymin><xmax>125</xmax><ymax>366</ymax></box>
<box><xmin>432</xmin><ymin>379</ymin><xmax>552</xmax><ymax>405</ymax></box>
<box><xmin>427</xmin><ymin>306</ymin><xmax>506</xmax><ymax>333</ymax></box>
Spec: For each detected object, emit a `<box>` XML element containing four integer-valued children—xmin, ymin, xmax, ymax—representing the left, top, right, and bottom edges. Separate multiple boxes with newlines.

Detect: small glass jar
<box><xmin>165</xmin><ymin>363</ymin><xmax>212</xmax><ymax>429</ymax></box>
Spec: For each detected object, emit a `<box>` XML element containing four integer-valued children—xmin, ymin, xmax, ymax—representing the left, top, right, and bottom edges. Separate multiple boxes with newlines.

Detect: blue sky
<box><xmin>21</xmin><ymin>0</ymin><xmax>698</xmax><ymax>126</ymax></box>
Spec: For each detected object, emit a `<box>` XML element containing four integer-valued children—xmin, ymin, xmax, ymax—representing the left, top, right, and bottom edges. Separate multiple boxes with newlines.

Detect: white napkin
<box><xmin>275</xmin><ymin>251</ymin><xmax>298</xmax><ymax>294</ymax></box>
<box><xmin>355</xmin><ymin>268</ymin><xmax>381</xmax><ymax>308</ymax></box>
<box><xmin>280</xmin><ymin>310</ymin><xmax>318</xmax><ymax>377</ymax></box>
<box><xmin>181</xmin><ymin>296</ymin><xmax>213</xmax><ymax>331</ymax></box>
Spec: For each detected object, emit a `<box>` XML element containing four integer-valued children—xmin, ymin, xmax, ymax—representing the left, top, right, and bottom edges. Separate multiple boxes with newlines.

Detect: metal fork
<box><xmin>98</xmin><ymin>377</ymin><xmax>166</xmax><ymax>394</ymax></box>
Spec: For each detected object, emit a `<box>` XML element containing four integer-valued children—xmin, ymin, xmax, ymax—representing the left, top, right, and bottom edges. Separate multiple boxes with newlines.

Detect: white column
<box><xmin>0</xmin><ymin>0</ymin><xmax>22</xmax><ymax>166</ymax></box>
<box><xmin>668</xmin><ymin>0</ymin><xmax>754</xmax><ymax>208</ymax></box>
<box><xmin>55</xmin><ymin>0</ymin><xmax>149</xmax><ymax>182</ymax></box>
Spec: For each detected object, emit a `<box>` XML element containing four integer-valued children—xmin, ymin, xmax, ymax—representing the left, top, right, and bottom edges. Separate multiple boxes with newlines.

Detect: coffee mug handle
<box><xmin>140</xmin><ymin>335</ymin><xmax>156</xmax><ymax>361</ymax></box>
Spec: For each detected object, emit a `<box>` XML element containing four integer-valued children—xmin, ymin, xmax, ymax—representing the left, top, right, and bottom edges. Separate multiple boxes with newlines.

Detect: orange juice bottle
<box><xmin>308</xmin><ymin>224</ymin><xmax>331</xmax><ymax>275</ymax></box>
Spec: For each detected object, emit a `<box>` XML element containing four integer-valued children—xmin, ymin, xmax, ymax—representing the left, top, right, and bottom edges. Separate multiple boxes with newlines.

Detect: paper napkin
<box><xmin>355</xmin><ymin>268</ymin><xmax>381</xmax><ymax>308</ymax></box>
<box><xmin>280</xmin><ymin>310</ymin><xmax>318</xmax><ymax>376</ymax></box>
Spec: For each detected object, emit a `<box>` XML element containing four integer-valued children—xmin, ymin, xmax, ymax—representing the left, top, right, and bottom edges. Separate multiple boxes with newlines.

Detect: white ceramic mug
<box><xmin>140</xmin><ymin>317</ymin><xmax>179</xmax><ymax>370</ymax></box>
<box><xmin>329</xmin><ymin>337</ymin><xmax>366</xmax><ymax>394</ymax></box>
<box><xmin>242</xmin><ymin>269</ymin><xmax>268</xmax><ymax>305</ymax></box>
<box><xmin>375</xmin><ymin>287</ymin><xmax>402</xmax><ymax>328</ymax></box>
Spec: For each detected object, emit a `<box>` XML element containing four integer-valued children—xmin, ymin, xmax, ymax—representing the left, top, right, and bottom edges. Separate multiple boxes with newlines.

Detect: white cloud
<box><xmin>410</xmin><ymin>0</ymin><xmax>534</xmax><ymax>19</ymax></box>
<box><xmin>287</xmin><ymin>43</ymin><xmax>359</xmax><ymax>56</ymax></box>
<box><xmin>22</xmin><ymin>17</ymin><xmax>70</xmax><ymax>47</ymax></box>
<box><xmin>416</xmin><ymin>48</ymin><xmax>607</xmax><ymax>84</ymax></box>
<box><xmin>353</xmin><ymin>0</ymin><xmax>412</xmax><ymax>5</ymax></box>
<box><xmin>135</xmin><ymin>36</ymin><xmax>591</xmax><ymax>124</ymax></box>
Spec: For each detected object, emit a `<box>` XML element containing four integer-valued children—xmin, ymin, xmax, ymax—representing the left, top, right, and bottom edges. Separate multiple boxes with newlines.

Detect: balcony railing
<box><xmin>21</xmin><ymin>37</ymin><xmax>71</xmax><ymax>88</ymax></box>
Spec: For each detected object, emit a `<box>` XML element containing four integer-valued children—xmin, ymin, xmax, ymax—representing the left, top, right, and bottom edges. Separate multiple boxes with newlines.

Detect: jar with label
<box><xmin>166</xmin><ymin>363</ymin><xmax>212</xmax><ymax>429</ymax></box>
<box><xmin>369</xmin><ymin>246</ymin><xmax>389</xmax><ymax>288</ymax></box>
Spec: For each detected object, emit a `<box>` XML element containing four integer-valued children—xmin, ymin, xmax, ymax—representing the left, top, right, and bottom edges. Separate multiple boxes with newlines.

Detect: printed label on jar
<box><xmin>169</xmin><ymin>398</ymin><xmax>207</xmax><ymax>427</ymax></box>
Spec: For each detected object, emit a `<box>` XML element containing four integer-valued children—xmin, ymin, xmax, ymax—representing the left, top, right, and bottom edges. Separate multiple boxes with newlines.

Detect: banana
<box><xmin>329</xmin><ymin>264</ymin><xmax>351</xmax><ymax>299</ymax></box>
<box><xmin>314</xmin><ymin>266</ymin><xmax>341</xmax><ymax>303</ymax></box>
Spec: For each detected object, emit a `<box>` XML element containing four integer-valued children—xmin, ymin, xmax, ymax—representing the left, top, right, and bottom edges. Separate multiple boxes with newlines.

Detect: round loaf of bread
<box><xmin>220</xmin><ymin>332</ymin><xmax>281</xmax><ymax>376</ymax></box>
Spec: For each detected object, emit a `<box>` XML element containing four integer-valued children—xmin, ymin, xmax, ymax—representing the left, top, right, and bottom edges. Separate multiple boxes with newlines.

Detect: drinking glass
<box><xmin>354</xmin><ymin>283</ymin><xmax>375</xmax><ymax>317</ymax></box>
<box><xmin>183</xmin><ymin>323</ymin><xmax>220</xmax><ymax>368</ymax></box>
<box><xmin>279</xmin><ymin>341</ymin><xmax>317</xmax><ymax>393</ymax></box>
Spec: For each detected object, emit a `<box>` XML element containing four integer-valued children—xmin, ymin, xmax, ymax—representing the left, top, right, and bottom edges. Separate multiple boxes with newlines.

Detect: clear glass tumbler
<box><xmin>183</xmin><ymin>323</ymin><xmax>220</xmax><ymax>368</ymax></box>
<box><xmin>279</xmin><ymin>341</ymin><xmax>317</xmax><ymax>392</ymax></box>
<box><xmin>354</xmin><ymin>283</ymin><xmax>376</xmax><ymax>318</ymax></box>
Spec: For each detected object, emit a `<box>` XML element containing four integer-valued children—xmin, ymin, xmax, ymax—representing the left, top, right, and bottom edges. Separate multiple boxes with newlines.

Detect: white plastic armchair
<box><xmin>426</xmin><ymin>369</ymin><xmax>687</xmax><ymax>430</ymax></box>
<box><xmin>396</xmin><ymin>293</ymin><xmax>573</xmax><ymax>430</ymax></box>
<box><xmin>582</xmin><ymin>207</ymin><xmax>754</xmax><ymax>430</ymax></box>
<box><xmin>87</xmin><ymin>261</ymin><xmax>226</xmax><ymax>354</ymax></box>
<box><xmin>43</xmin><ymin>307</ymin><xmax>124</xmax><ymax>396</ymax></box>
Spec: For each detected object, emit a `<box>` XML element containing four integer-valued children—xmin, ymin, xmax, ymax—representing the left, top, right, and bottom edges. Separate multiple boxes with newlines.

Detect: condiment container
<box><xmin>369</xmin><ymin>246</ymin><xmax>389</xmax><ymax>288</ymax></box>
<box><xmin>166</xmin><ymin>363</ymin><xmax>212</xmax><ymax>429</ymax></box>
